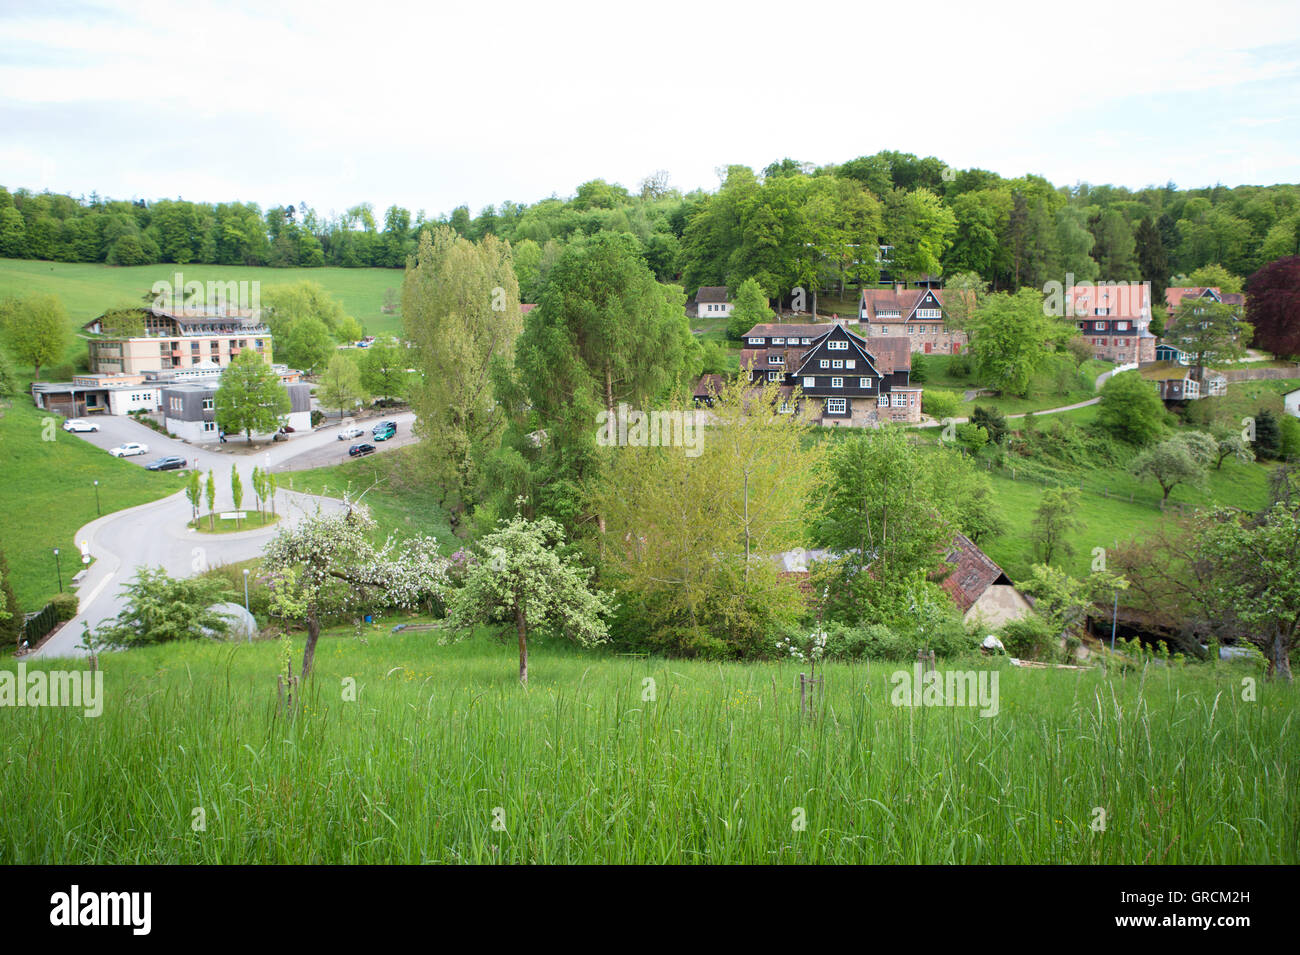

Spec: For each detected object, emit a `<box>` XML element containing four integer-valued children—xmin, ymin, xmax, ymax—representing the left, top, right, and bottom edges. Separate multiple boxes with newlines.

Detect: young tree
<box><xmin>359</xmin><ymin>336</ymin><xmax>408</xmax><ymax>402</ymax></box>
<box><xmin>318</xmin><ymin>352</ymin><xmax>364</xmax><ymax>416</ymax></box>
<box><xmin>205</xmin><ymin>470</ymin><xmax>217</xmax><ymax>530</ymax></box>
<box><xmin>230</xmin><ymin>465</ymin><xmax>243</xmax><ymax>529</ymax></box>
<box><xmin>970</xmin><ymin>405</ymin><xmax>1008</xmax><ymax>445</ymax></box>
<box><xmin>264</xmin><ymin>509</ymin><xmax>448</xmax><ymax>681</ymax></box>
<box><xmin>1254</xmin><ymin>408</ymin><xmax>1282</xmax><ymax>459</ymax></box>
<box><xmin>968</xmin><ymin>289</ymin><xmax>1067</xmax><ymax>397</ymax></box>
<box><xmin>1096</xmin><ymin>370</ymin><xmax>1166</xmax><ymax>445</ymax></box>
<box><xmin>404</xmin><ymin>227</ymin><xmax>522</xmax><ymax>521</ymax></box>
<box><xmin>185</xmin><ymin>468</ymin><xmax>202</xmax><ymax>526</ymax></box>
<box><xmin>1131</xmin><ymin>432</ymin><xmax>1215</xmax><ymax>502</ymax></box>
<box><xmin>1019</xmin><ymin>563</ymin><xmax>1128</xmax><ymax>637</ymax></box>
<box><xmin>1212</xmin><ymin>428</ymin><xmax>1255</xmax><ymax>470</ymax></box>
<box><xmin>214</xmin><ymin>349</ymin><xmax>291</xmax><ymax>442</ymax></box>
<box><xmin>726</xmin><ymin>277</ymin><xmax>773</xmax><ymax>340</ymax></box>
<box><xmin>1170</xmin><ymin>298</ymin><xmax>1251</xmax><ymax>384</ymax></box>
<box><xmin>95</xmin><ymin>567</ymin><xmax>232</xmax><ymax>647</ymax></box>
<box><xmin>445</xmin><ymin>513</ymin><xmax>613</xmax><ymax>684</ymax></box>
<box><xmin>1031</xmin><ymin>486</ymin><xmax>1082</xmax><ymax>565</ymax></box>
<box><xmin>0</xmin><ymin>294</ymin><xmax>70</xmax><ymax>380</ymax></box>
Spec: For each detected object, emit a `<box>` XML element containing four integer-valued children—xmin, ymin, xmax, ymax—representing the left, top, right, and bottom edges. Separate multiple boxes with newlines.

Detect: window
<box><xmin>202</xmin><ymin>398</ymin><xmax>214</xmax><ymax>411</ymax></box>
<box><xmin>828</xmin><ymin>340</ymin><xmax>848</xmax><ymax>350</ymax></box>
<box><xmin>915</xmin><ymin>308</ymin><xmax>941</xmax><ymax>319</ymax></box>
<box><xmin>832</xmin><ymin>359</ymin><xmax>843</xmax><ymax>369</ymax></box>
<box><xmin>803</xmin><ymin>377</ymin><xmax>815</xmax><ymax>388</ymax></box>
<box><xmin>819</xmin><ymin>360</ymin><xmax>829</xmax><ymax>368</ymax></box>
<box><xmin>826</xmin><ymin>398</ymin><xmax>847</xmax><ymax>414</ymax></box>
<box><xmin>770</xmin><ymin>355</ymin><xmax>784</xmax><ymax>365</ymax></box>
<box><xmin>771</xmin><ymin>337</ymin><xmax>785</xmax><ymax>345</ymax></box>
<box><xmin>831</xmin><ymin>377</ymin><xmax>843</xmax><ymax>388</ymax></box>
<box><xmin>203</xmin><ymin>421</ymin><xmax>216</xmax><ymax>433</ymax></box>
<box><xmin>1117</xmin><ymin>321</ymin><xmax>1129</xmax><ymax>331</ymax></box>
<box><xmin>800</xmin><ymin>337</ymin><xmax>812</xmax><ymax>345</ymax></box>
<box><xmin>892</xmin><ymin>393</ymin><xmax>907</xmax><ymax>408</ymax></box>
<box><xmin>767</xmin><ymin>371</ymin><xmax>778</xmax><ymax>382</ymax></box>
<box><xmin>748</xmin><ymin>337</ymin><xmax>765</xmax><ymax>345</ymax></box>
<box><xmin>859</xmin><ymin>377</ymin><xmax>871</xmax><ymax>389</ymax></box>
<box><xmin>845</xmin><ymin>359</ymin><xmax>855</xmax><ymax>369</ymax></box>
<box><xmin>878</xmin><ymin>326</ymin><xmax>888</xmax><ymax>333</ymax></box>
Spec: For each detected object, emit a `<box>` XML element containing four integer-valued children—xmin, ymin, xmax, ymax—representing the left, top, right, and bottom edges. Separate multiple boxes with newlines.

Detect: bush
<box><xmin>49</xmin><ymin>591</ymin><xmax>79</xmax><ymax>621</ymax></box>
<box><xmin>971</xmin><ymin>405</ymin><xmax>1008</xmax><ymax>445</ymax></box>
<box><xmin>948</xmin><ymin>354</ymin><xmax>972</xmax><ymax>378</ymax></box>
<box><xmin>999</xmin><ymin>617</ymin><xmax>1057</xmax><ymax>660</ymax></box>
<box><xmin>922</xmin><ymin>389</ymin><xmax>961</xmax><ymax>420</ymax></box>
<box><xmin>910</xmin><ymin>354</ymin><xmax>929</xmax><ymax>383</ymax></box>
<box><xmin>310</xmin><ymin>409</ymin><xmax>325</xmax><ymax>428</ymax></box>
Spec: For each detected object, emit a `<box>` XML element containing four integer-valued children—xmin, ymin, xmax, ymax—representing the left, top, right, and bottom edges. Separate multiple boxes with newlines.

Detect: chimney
<box><xmin>895</xmin><ymin>282</ymin><xmax>906</xmax><ymax>294</ymax></box>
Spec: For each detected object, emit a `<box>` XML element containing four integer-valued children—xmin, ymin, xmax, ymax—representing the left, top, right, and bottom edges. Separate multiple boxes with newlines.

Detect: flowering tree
<box><xmin>445</xmin><ymin>514</ymin><xmax>614</xmax><ymax>684</ymax></box>
<box><xmin>263</xmin><ymin>509</ymin><xmax>449</xmax><ymax>680</ymax></box>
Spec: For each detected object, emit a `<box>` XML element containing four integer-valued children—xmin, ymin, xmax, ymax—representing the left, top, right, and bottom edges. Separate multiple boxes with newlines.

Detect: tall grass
<box><xmin>0</xmin><ymin>632</ymin><xmax>1294</xmax><ymax>863</ymax></box>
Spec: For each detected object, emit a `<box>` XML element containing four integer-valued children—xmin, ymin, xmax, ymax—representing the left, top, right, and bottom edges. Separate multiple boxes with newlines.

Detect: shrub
<box><xmin>922</xmin><ymin>389</ymin><xmax>961</xmax><ymax>420</ymax></box>
<box><xmin>49</xmin><ymin>591</ymin><xmax>79</xmax><ymax>621</ymax></box>
<box><xmin>948</xmin><ymin>354</ymin><xmax>972</xmax><ymax>378</ymax></box>
<box><xmin>999</xmin><ymin>617</ymin><xmax>1057</xmax><ymax>660</ymax></box>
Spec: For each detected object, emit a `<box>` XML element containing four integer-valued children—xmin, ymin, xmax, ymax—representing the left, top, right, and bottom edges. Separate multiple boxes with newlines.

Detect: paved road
<box><xmin>29</xmin><ymin>411</ymin><xmax>419</xmax><ymax>660</ymax></box>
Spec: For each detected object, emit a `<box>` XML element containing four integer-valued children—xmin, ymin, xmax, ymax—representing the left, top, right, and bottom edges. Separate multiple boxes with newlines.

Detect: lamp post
<box><xmin>93</xmin><ymin>479</ymin><xmax>100</xmax><ymax>516</ymax></box>
<box><xmin>53</xmin><ymin>548</ymin><xmax>62</xmax><ymax>593</ymax></box>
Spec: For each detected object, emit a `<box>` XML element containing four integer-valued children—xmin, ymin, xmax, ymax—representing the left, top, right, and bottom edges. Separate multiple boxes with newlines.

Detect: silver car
<box><xmin>337</xmin><ymin>426</ymin><xmax>365</xmax><ymax>441</ymax></box>
<box><xmin>109</xmin><ymin>442</ymin><xmax>149</xmax><ymax>458</ymax></box>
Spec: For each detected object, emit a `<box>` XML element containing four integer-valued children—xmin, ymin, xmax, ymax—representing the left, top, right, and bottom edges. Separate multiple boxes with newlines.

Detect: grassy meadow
<box><xmin>0</xmin><ymin>629</ymin><xmax>1293</xmax><ymax>864</ymax></box>
<box><xmin>0</xmin><ymin>399</ymin><xmax>185</xmax><ymax>608</ymax></box>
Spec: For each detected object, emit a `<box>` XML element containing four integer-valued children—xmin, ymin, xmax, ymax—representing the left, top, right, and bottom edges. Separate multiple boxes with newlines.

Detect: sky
<box><xmin>2</xmin><ymin>0</ymin><xmax>1299</xmax><ymax>222</ymax></box>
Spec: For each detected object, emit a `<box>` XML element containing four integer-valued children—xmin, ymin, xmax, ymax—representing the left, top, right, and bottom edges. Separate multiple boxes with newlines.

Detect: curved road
<box><xmin>29</xmin><ymin>411</ymin><xmax>418</xmax><ymax>660</ymax></box>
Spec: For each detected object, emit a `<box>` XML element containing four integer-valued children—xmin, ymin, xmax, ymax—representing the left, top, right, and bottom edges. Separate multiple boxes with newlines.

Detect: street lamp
<box><xmin>53</xmin><ymin>548</ymin><xmax>62</xmax><ymax>593</ymax></box>
<box><xmin>93</xmin><ymin>479</ymin><xmax>100</xmax><ymax>516</ymax></box>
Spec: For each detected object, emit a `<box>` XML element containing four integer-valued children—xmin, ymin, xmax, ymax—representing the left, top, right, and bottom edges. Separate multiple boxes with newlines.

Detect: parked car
<box><xmin>372</xmin><ymin>420</ymin><xmax>397</xmax><ymax>441</ymax></box>
<box><xmin>337</xmin><ymin>426</ymin><xmax>365</xmax><ymax>441</ymax></box>
<box><xmin>348</xmin><ymin>443</ymin><xmax>376</xmax><ymax>457</ymax></box>
<box><xmin>108</xmin><ymin>442</ymin><xmax>149</xmax><ymax>458</ymax></box>
<box><xmin>145</xmin><ymin>455</ymin><xmax>186</xmax><ymax>471</ymax></box>
<box><xmin>62</xmin><ymin>418</ymin><xmax>99</xmax><ymax>433</ymax></box>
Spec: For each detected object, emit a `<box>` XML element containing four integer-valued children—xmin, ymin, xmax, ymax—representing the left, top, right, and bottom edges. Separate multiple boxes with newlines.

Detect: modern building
<box><xmin>30</xmin><ymin>363</ymin><xmax>301</xmax><ymax>418</ymax></box>
<box><xmin>83</xmin><ymin>306</ymin><xmax>272</xmax><ymax>375</ymax></box>
<box><xmin>160</xmin><ymin>379</ymin><xmax>311</xmax><ymax>443</ymax></box>
<box><xmin>738</xmin><ymin>319</ymin><xmax>921</xmax><ymax>426</ymax></box>
<box><xmin>1067</xmin><ymin>282</ymin><xmax>1156</xmax><ymax>364</ymax></box>
<box><xmin>857</xmin><ymin>285</ymin><xmax>970</xmax><ymax>355</ymax></box>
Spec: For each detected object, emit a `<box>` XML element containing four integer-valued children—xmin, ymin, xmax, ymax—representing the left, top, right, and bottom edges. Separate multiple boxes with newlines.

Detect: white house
<box><xmin>1286</xmin><ymin>388</ymin><xmax>1300</xmax><ymax>419</ymax></box>
<box><xmin>695</xmin><ymin>286</ymin><xmax>732</xmax><ymax>318</ymax></box>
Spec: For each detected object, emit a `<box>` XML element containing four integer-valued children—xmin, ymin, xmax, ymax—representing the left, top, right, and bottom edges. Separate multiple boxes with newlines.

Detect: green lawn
<box><xmin>0</xmin><ymin>399</ymin><xmax>186</xmax><ymax>609</ymax></box>
<box><xmin>920</xmin><ymin>354</ymin><xmax>1113</xmax><ymax>417</ymax></box>
<box><xmin>0</xmin><ymin>258</ymin><xmax>406</xmax><ymax>372</ymax></box>
<box><xmin>1</xmin><ymin>631</ymin><xmax>1291</xmax><ymax>863</ymax></box>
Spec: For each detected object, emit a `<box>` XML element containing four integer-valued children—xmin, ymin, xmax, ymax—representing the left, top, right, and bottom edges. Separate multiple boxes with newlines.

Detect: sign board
<box><xmin>219</xmin><ymin>512</ymin><xmax>248</xmax><ymax>520</ymax></box>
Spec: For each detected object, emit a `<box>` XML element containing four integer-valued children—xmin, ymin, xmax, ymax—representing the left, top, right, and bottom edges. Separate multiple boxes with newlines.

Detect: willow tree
<box><xmin>404</xmin><ymin>227</ymin><xmax>521</xmax><ymax>524</ymax></box>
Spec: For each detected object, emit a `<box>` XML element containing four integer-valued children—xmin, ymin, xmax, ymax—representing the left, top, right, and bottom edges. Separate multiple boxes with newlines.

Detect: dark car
<box><xmin>348</xmin><ymin>443</ymin><xmax>376</xmax><ymax>457</ymax></box>
<box><xmin>145</xmin><ymin>455</ymin><xmax>186</xmax><ymax>471</ymax></box>
<box><xmin>372</xmin><ymin>420</ymin><xmax>397</xmax><ymax>441</ymax></box>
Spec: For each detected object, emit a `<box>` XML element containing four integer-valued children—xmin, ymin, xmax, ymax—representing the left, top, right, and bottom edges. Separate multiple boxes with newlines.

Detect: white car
<box><xmin>109</xmin><ymin>442</ymin><xmax>149</xmax><ymax>458</ymax></box>
<box><xmin>337</xmin><ymin>426</ymin><xmax>365</xmax><ymax>440</ymax></box>
<box><xmin>63</xmin><ymin>418</ymin><xmax>99</xmax><ymax>433</ymax></box>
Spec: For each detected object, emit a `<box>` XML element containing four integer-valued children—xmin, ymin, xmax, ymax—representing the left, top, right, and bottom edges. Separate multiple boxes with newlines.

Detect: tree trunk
<box><xmin>301</xmin><ymin>610</ymin><xmax>321</xmax><ymax>683</ymax></box>
<box><xmin>515</xmin><ymin>604</ymin><xmax>528</xmax><ymax>685</ymax></box>
<box><xmin>1271</xmin><ymin>631</ymin><xmax>1293</xmax><ymax>682</ymax></box>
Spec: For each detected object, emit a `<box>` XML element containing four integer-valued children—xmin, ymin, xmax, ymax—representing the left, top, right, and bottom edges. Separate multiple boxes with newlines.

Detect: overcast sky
<box><xmin>2</xmin><ymin>0</ymin><xmax>1298</xmax><ymax>222</ymax></box>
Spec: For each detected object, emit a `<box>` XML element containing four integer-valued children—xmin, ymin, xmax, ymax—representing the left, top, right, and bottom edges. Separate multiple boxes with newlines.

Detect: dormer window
<box><xmin>748</xmin><ymin>337</ymin><xmax>765</xmax><ymax>345</ymax></box>
<box><xmin>771</xmin><ymin>337</ymin><xmax>785</xmax><ymax>345</ymax></box>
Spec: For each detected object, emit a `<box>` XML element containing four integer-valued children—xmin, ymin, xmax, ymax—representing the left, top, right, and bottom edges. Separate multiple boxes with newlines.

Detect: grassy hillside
<box><xmin>1</xmin><ymin>631</ymin><xmax>1291</xmax><ymax>863</ymax></box>
<box><xmin>0</xmin><ymin>259</ymin><xmax>405</xmax><ymax>371</ymax></box>
<box><xmin>0</xmin><ymin>399</ymin><xmax>186</xmax><ymax>609</ymax></box>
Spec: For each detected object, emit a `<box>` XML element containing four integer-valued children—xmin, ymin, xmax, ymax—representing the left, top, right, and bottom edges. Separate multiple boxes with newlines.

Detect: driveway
<box><xmin>29</xmin><ymin>411</ymin><xmax>419</xmax><ymax>660</ymax></box>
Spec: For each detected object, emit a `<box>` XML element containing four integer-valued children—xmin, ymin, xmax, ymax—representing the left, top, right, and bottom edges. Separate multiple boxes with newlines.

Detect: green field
<box><xmin>1</xmin><ymin>631</ymin><xmax>1291</xmax><ymax>863</ymax></box>
<box><xmin>0</xmin><ymin>258</ymin><xmax>405</xmax><ymax>371</ymax></box>
<box><xmin>0</xmin><ymin>400</ymin><xmax>185</xmax><ymax>609</ymax></box>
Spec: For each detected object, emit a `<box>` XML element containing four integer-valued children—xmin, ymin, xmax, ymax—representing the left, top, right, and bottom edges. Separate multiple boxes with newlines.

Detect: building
<box><xmin>83</xmin><ymin>306</ymin><xmax>272</xmax><ymax>375</ymax></box>
<box><xmin>1155</xmin><ymin>372</ymin><xmax>1226</xmax><ymax>402</ymax></box>
<box><xmin>160</xmin><ymin>379</ymin><xmax>311</xmax><ymax>443</ymax></box>
<box><xmin>937</xmin><ymin>533</ymin><xmax>1033</xmax><ymax>628</ymax></box>
<box><xmin>739</xmin><ymin>319</ymin><xmax>921</xmax><ymax>426</ymax></box>
<box><xmin>857</xmin><ymin>285</ymin><xmax>969</xmax><ymax>354</ymax></box>
<box><xmin>694</xmin><ymin>286</ymin><xmax>732</xmax><ymax>319</ymax></box>
<box><xmin>30</xmin><ymin>363</ymin><xmax>301</xmax><ymax>418</ymax></box>
<box><xmin>1284</xmin><ymin>388</ymin><xmax>1300</xmax><ymax>418</ymax></box>
<box><xmin>1067</xmin><ymin>282</ymin><xmax>1155</xmax><ymax>364</ymax></box>
<box><xmin>1154</xmin><ymin>343</ymin><xmax>1189</xmax><ymax>364</ymax></box>
<box><xmin>1164</xmin><ymin>286</ymin><xmax>1245</xmax><ymax>322</ymax></box>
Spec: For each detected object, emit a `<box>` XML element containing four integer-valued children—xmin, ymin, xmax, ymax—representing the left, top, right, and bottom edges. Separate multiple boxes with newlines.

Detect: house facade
<box><xmin>857</xmin><ymin>286</ymin><xmax>969</xmax><ymax>355</ymax></box>
<box><xmin>161</xmin><ymin>379</ymin><xmax>311</xmax><ymax>442</ymax></box>
<box><xmin>1164</xmin><ymin>286</ymin><xmax>1245</xmax><ymax>320</ymax></box>
<box><xmin>740</xmin><ymin>320</ymin><xmax>921</xmax><ymax>426</ymax></box>
<box><xmin>695</xmin><ymin>286</ymin><xmax>732</xmax><ymax>318</ymax></box>
<box><xmin>1067</xmin><ymin>282</ymin><xmax>1156</xmax><ymax>364</ymax></box>
<box><xmin>84</xmin><ymin>307</ymin><xmax>272</xmax><ymax>375</ymax></box>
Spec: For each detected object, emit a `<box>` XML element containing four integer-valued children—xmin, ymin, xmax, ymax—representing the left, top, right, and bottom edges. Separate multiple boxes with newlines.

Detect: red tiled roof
<box><xmin>937</xmin><ymin>533</ymin><xmax>1012</xmax><ymax>613</ymax></box>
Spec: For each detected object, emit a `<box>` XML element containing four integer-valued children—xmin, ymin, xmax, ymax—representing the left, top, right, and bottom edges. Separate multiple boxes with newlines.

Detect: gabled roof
<box><xmin>937</xmin><ymin>533</ymin><xmax>1014</xmax><ymax>613</ymax></box>
<box><xmin>695</xmin><ymin>286</ymin><xmax>730</xmax><ymax>304</ymax></box>
<box><xmin>859</xmin><ymin>287</ymin><xmax>970</xmax><ymax>321</ymax></box>
<box><xmin>1166</xmin><ymin>286</ymin><xmax>1244</xmax><ymax>310</ymax></box>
